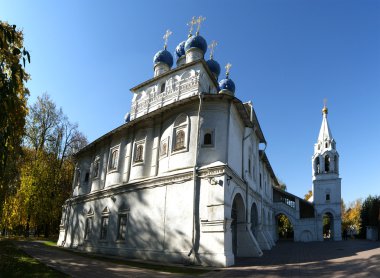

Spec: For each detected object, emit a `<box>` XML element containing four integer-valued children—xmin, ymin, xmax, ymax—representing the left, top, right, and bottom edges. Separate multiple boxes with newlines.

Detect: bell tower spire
<box><xmin>313</xmin><ymin>100</ymin><xmax>338</xmax><ymax>178</ymax></box>
<box><xmin>312</xmin><ymin>101</ymin><xmax>342</xmax><ymax>241</ymax></box>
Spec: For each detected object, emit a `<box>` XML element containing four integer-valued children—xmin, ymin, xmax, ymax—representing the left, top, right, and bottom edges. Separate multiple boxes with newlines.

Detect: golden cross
<box><xmin>208</xmin><ymin>40</ymin><xmax>217</xmax><ymax>59</ymax></box>
<box><xmin>196</xmin><ymin>16</ymin><xmax>206</xmax><ymax>35</ymax></box>
<box><xmin>225</xmin><ymin>63</ymin><xmax>232</xmax><ymax>77</ymax></box>
<box><xmin>323</xmin><ymin>98</ymin><xmax>327</xmax><ymax>108</ymax></box>
<box><xmin>163</xmin><ymin>29</ymin><xmax>172</xmax><ymax>50</ymax></box>
<box><xmin>187</xmin><ymin>16</ymin><xmax>197</xmax><ymax>37</ymax></box>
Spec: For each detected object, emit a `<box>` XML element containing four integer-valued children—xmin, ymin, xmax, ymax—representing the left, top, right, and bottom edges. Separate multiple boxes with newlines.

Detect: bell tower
<box><xmin>312</xmin><ymin>102</ymin><xmax>342</xmax><ymax>241</ymax></box>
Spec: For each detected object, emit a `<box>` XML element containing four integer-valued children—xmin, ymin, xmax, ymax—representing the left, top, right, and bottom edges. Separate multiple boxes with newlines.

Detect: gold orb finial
<box><xmin>322</xmin><ymin>98</ymin><xmax>328</xmax><ymax>114</ymax></box>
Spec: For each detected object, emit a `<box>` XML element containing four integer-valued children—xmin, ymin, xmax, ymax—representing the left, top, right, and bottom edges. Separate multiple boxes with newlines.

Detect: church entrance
<box><xmin>231</xmin><ymin>193</ymin><xmax>245</xmax><ymax>256</ymax></box>
<box><xmin>323</xmin><ymin>212</ymin><xmax>334</xmax><ymax>240</ymax></box>
<box><xmin>250</xmin><ymin>203</ymin><xmax>258</xmax><ymax>237</ymax></box>
<box><xmin>276</xmin><ymin>213</ymin><xmax>294</xmax><ymax>240</ymax></box>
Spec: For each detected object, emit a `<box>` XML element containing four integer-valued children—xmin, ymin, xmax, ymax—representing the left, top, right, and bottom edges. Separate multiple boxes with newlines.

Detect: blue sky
<box><xmin>2</xmin><ymin>0</ymin><xmax>380</xmax><ymax>204</ymax></box>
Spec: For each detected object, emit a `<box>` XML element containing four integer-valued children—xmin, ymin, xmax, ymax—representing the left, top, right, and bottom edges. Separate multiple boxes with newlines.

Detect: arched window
<box><xmin>315</xmin><ymin>157</ymin><xmax>320</xmax><ymax>174</ymax></box>
<box><xmin>334</xmin><ymin>155</ymin><xmax>338</xmax><ymax>173</ymax></box>
<box><xmin>174</xmin><ymin>130</ymin><xmax>185</xmax><ymax>150</ymax></box>
<box><xmin>109</xmin><ymin>149</ymin><xmax>119</xmax><ymax>170</ymax></box>
<box><xmin>325</xmin><ymin>155</ymin><xmax>330</xmax><ymax>172</ymax></box>
<box><xmin>204</xmin><ymin>133</ymin><xmax>212</xmax><ymax>145</ymax></box>
<box><xmin>76</xmin><ymin>169</ymin><xmax>81</xmax><ymax>186</ymax></box>
<box><xmin>173</xmin><ymin>114</ymin><xmax>188</xmax><ymax>152</ymax></box>
<box><xmin>135</xmin><ymin>145</ymin><xmax>144</xmax><ymax>162</ymax></box>
<box><xmin>248</xmin><ymin>157</ymin><xmax>251</xmax><ymax>175</ymax></box>
<box><xmin>93</xmin><ymin>158</ymin><xmax>100</xmax><ymax>178</ymax></box>
<box><xmin>160</xmin><ymin>82</ymin><xmax>166</xmax><ymax>93</ymax></box>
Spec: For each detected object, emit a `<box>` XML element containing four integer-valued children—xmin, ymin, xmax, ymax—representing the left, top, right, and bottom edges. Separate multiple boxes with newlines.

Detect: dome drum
<box><xmin>154</xmin><ymin>62</ymin><xmax>170</xmax><ymax>77</ymax></box>
<box><xmin>176</xmin><ymin>55</ymin><xmax>186</xmax><ymax>67</ymax></box>
<box><xmin>153</xmin><ymin>49</ymin><xmax>173</xmax><ymax>77</ymax></box>
<box><xmin>185</xmin><ymin>47</ymin><xmax>204</xmax><ymax>63</ymax></box>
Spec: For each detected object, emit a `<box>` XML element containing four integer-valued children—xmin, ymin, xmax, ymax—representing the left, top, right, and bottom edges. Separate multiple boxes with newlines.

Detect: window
<box><xmin>117</xmin><ymin>214</ymin><xmax>128</xmax><ymax>240</ymax></box>
<box><xmin>84</xmin><ymin>172</ymin><xmax>89</xmax><ymax>183</ymax></box>
<box><xmin>260</xmin><ymin>173</ymin><xmax>262</xmax><ymax>189</ymax></box>
<box><xmin>76</xmin><ymin>169</ymin><xmax>81</xmax><ymax>186</ymax></box>
<box><xmin>134</xmin><ymin>144</ymin><xmax>144</xmax><ymax>162</ymax></box>
<box><xmin>84</xmin><ymin>217</ymin><xmax>93</xmax><ymax>240</ymax></box>
<box><xmin>334</xmin><ymin>155</ymin><xmax>338</xmax><ymax>173</ymax></box>
<box><xmin>100</xmin><ymin>216</ymin><xmax>109</xmax><ymax>240</ymax></box>
<box><xmin>248</xmin><ymin>158</ymin><xmax>251</xmax><ymax>175</ymax></box>
<box><xmin>172</xmin><ymin>114</ymin><xmax>188</xmax><ymax>153</ymax></box>
<box><xmin>160</xmin><ymin>82</ymin><xmax>166</xmax><ymax>93</ymax></box>
<box><xmin>93</xmin><ymin>158</ymin><xmax>100</xmax><ymax>178</ymax></box>
<box><xmin>174</xmin><ymin>130</ymin><xmax>185</xmax><ymax>150</ymax></box>
<box><xmin>325</xmin><ymin>155</ymin><xmax>330</xmax><ymax>172</ymax></box>
<box><xmin>160</xmin><ymin>137</ymin><xmax>169</xmax><ymax>157</ymax></box>
<box><xmin>202</xmin><ymin>129</ymin><xmax>214</xmax><ymax>148</ymax></box>
<box><xmin>109</xmin><ymin>149</ymin><xmax>119</xmax><ymax>171</ymax></box>
<box><xmin>315</xmin><ymin>157</ymin><xmax>320</xmax><ymax>174</ymax></box>
<box><xmin>204</xmin><ymin>133</ymin><xmax>212</xmax><ymax>145</ymax></box>
<box><xmin>326</xmin><ymin>194</ymin><xmax>330</xmax><ymax>201</ymax></box>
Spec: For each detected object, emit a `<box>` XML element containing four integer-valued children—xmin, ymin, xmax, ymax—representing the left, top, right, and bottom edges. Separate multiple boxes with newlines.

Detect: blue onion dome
<box><xmin>206</xmin><ymin>59</ymin><xmax>221</xmax><ymax>78</ymax></box>
<box><xmin>219</xmin><ymin>78</ymin><xmax>236</xmax><ymax>94</ymax></box>
<box><xmin>153</xmin><ymin>49</ymin><xmax>173</xmax><ymax>68</ymax></box>
<box><xmin>175</xmin><ymin>41</ymin><xmax>186</xmax><ymax>58</ymax></box>
<box><xmin>184</xmin><ymin>35</ymin><xmax>207</xmax><ymax>54</ymax></box>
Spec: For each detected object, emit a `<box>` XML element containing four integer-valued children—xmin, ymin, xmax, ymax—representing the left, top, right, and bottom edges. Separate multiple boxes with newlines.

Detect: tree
<box><xmin>304</xmin><ymin>190</ymin><xmax>313</xmax><ymax>201</ymax></box>
<box><xmin>0</xmin><ymin>21</ymin><xmax>31</xmax><ymax>217</ymax></box>
<box><xmin>277</xmin><ymin>214</ymin><xmax>293</xmax><ymax>239</ymax></box>
<box><xmin>360</xmin><ymin>195</ymin><xmax>380</xmax><ymax>238</ymax></box>
<box><xmin>341</xmin><ymin>198</ymin><xmax>362</xmax><ymax>236</ymax></box>
<box><xmin>276</xmin><ymin>178</ymin><xmax>287</xmax><ymax>191</ymax></box>
<box><xmin>1</xmin><ymin>94</ymin><xmax>87</xmax><ymax>237</ymax></box>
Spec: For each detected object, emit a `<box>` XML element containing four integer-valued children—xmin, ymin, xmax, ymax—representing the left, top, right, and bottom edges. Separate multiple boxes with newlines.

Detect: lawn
<box><xmin>0</xmin><ymin>239</ymin><xmax>68</xmax><ymax>277</ymax></box>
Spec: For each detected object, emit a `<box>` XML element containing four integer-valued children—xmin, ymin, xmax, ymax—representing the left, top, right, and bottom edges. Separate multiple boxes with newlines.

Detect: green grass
<box><xmin>41</xmin><ymin>241</ymin><xmax>212</xmax><ymax>275</ymax></box>
<box><xmin>0</xmin><ymin>240</ymin><xmax>68</xmax><ymax>278</ymax></box>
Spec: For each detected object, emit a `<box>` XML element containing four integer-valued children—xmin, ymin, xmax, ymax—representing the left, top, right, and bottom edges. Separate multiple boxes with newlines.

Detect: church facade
<box><xmin>57</xmin><ymin>18</ymin><xmax>342</xmax><ymax>267</ymax></box>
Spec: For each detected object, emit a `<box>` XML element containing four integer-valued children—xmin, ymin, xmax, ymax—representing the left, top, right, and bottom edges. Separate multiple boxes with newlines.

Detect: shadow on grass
<box><xmin>0</xmin><ymin>239</ymin><xmax>68</xmax><ymax>278</ymax></box>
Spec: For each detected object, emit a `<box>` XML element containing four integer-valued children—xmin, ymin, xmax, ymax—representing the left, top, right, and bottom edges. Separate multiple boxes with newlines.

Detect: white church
<box><xmin>58</xmin><ymin>17</ymin><xmax>342</xmax><ymax>267</ymax></box>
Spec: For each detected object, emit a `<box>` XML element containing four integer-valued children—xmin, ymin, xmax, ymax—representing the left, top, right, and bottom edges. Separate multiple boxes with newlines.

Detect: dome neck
<box><xmin>154</xmin><ymin>62</ymin><xmax>170</xmax><ymax>77</ymax></box>
<box><xmin>176</xmin><ymin>55</ymin><xmax>186</xmax><ymax>67</ymax></box>
<box><xmin>185</xmin><ymin>48</ymin><xmax>204</xmax><ymax>63</ymax></box>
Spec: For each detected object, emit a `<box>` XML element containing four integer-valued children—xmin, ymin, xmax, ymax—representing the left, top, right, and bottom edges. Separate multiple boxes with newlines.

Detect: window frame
<box><xmin>159</xmin><ymin>137</ymin><xmax>169</xmax><ymax>158</ymax></box>
<box><xmin>133</xmin><ymin>139</ymin><xmax>146</xmax><ymax>165</ymax></box>
<box><xmin>84</xmin><ymin>208</ymin><xmax>94</xmax><ymax>241</ymax></box>
<box><xmin>100</xmin><ymin>216</ymin><xmax>109</xmax><ymax>241</ymax></box>
<box><xmin>116</xmin><ymin>212</ymin><xmax>129</xmax><ymax>241</ymax></box>
<box><xmin>172</xmin><ymin>114</ymin><xmax>189</xmax><ymax>154</ymax></box>
<box><xmin>201</xmin><ymin>128</ymin><xmax>215</xmax><ymax>148</ymax></box>
<box><xmin>93</xmin><ymin>156</ymin><xmax>101</xmax><ymax>179</ymax></box>
<box><xmin>108</xmin><ymin>145</ymin><xmax>120</xmax><ymax>173</ymax></box>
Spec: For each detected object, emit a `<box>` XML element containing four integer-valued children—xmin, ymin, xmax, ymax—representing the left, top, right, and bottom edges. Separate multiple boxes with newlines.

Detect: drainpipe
<box><xmin>155</xmin><ymin>113</ymin><xmax>163</xmax><ymax>176</ymax></box>
<box><xmin>126</xmin><ymin>126</ymin><xmax>135</xmax><ymax>183</ymax></box>
<box><xmin>259</xmin><ymin>142</ymin><xmax>267</xmax><ymax>229</ymax></box>
<box><xmin>242</xmin><ymin>130</ymin><xmax>253</xmax><ymax>224</ymax></box>
<box><xmin>189</xmin><ymin>93</ymin><xmax>203</xmax><ymax>261</ymax></box>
